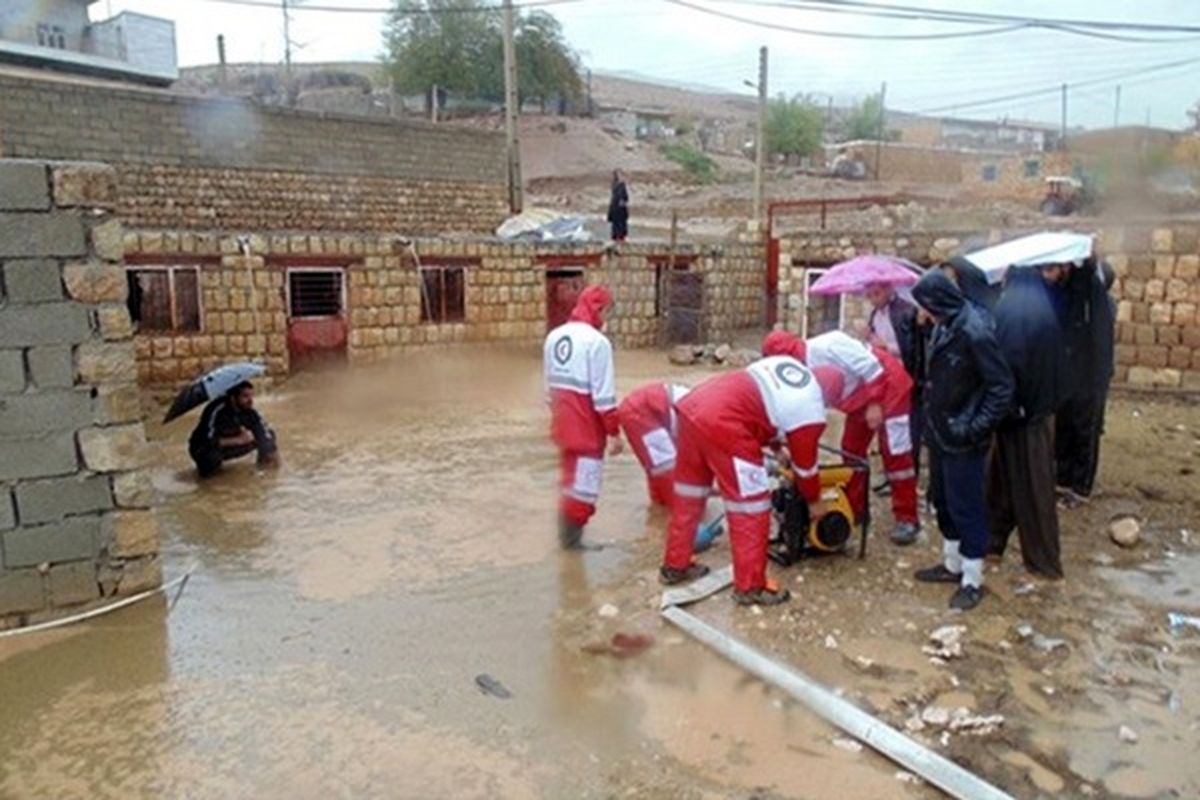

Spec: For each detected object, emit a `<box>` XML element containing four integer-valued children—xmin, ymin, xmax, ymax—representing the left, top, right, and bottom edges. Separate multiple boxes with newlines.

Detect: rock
<box><xmin>832</xmin><ymin>737</ymin><xmax>863</xmax><ymax>753</ymax></box>
<box><xmin>895</xmin><ymin>771</ymin><xmax>923</xmax><ymax>786</ymax></box>
<box><xmin>1118</xmin><ymin>725</ymin><xmax>1139</xmax><ymax>744</ymax></box>
<box><xmin>923</xmin><ymin>624</ymin><xmax>966</xmax><ymax>659</ymax></box>
<box><xmin>921</xmin><ymin>706</ymin><xmax>951</xmax><ymax>726</ymax></box>
<box><xmin>1015</xmin><ymin>622</ymin><xmax>1035</xmax><ymax>640</ymax></box>
<box><xmin>669</xmin><ymin>345</ymin><xmax>697</xmax><ymax>366</ymax></box>
<box><xmin>726</xmin><ymin>349</ymin><xmax>759</xmax><ymax>368</ymax></box>
<box><xmin>947</xmin><ymin>710</ymin><xmax>1005</xmax><ymax>735</ymax></box>
<box><xmin>598</xmin><ymin>603</ymin><xmax>619</xmax><ymax>618</ymax></box>
<box><xmin>713</xmin><ymin>344</ymin><xmax>732</xmax><ymax>363</ymax></box>
<box><xmin>1109</xmin><ymin>517</ymin><xmax>1141</xmax><ymax>548</ymax></box>
<box><xmin>904</xmin><ymin>715</ymin><xmax>926</xmax><ymax>733</ymax></box>
<box><xmin>824</xmin><ymin>634</ymin><xmax>839</xmax><ymax>650</ymax></box>
<box><xmin>1090</xmin><ymin>552</ymin><xmax>1116</xmax><ymax>567</ymax></box>
<box><xmin>1032</xmin><ymin>634</ymin><xmax>1069</xmax><ymax>654</ymax></box>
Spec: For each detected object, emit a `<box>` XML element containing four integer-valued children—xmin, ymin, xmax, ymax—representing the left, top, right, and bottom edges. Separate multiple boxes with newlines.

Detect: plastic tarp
<box><xmin>496</xmin><ymin>208</ymin><xmax>591</xmax><ymax>242</ymax></box>
<box><xmin>964</xmin><ymin>232</ymin><xmax>1094</xmax><ymax>284</ymax></box>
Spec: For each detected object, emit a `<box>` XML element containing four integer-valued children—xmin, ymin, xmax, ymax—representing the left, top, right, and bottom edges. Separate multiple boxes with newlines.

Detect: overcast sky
<box><xmin>95</xmin><ymin>0</ymin><xmax>1200</xmax><ymax>129</ymax></box>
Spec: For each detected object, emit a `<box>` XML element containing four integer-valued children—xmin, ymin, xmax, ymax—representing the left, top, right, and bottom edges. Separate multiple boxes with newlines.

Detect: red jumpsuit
<box><xmin>763</xmin><ymin>330</ymin><xmax>917</xmax><ymax>525</ymax></box>
<box><xmin>663</xmin><ymin>356</ymin><xmax>827</xmax><ymax>593</ymax></box>
<box><xmin>544</xmin><ymin>286</ymin><xmax>618</xmax><ymax>528</ymax></box>
<box><xmin>618</xmin><ymin>382</ymin><xmax>689</xmax><ymax>506</ymax></box>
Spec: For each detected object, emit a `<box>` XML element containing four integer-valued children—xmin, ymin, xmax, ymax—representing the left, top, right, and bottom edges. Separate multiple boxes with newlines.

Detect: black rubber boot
<box><xmin>659</xmin><ymin>563</ymin><xmax>710</xmax><ymax>585</ymax></box>
<box><xmin>914</xmin><ymin>564</ymin><xmax>963</xmax><ymax>584</ymax></box>
<box><xmin>733</xmin><ymin>585</ymin><xmax>791</xmax><ymax>606</ymax></box>
<box><xmin>558</xmin><ymin>516</ymin><xmax>602</xmax><ymax>551</ymax></box>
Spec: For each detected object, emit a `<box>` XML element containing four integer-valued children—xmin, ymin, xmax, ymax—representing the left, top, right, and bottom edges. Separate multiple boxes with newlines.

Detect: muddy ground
<box><xmin>1</xmin><ymin>348</ymin><xmax>1197</xmax><ymax>799</ymax></box>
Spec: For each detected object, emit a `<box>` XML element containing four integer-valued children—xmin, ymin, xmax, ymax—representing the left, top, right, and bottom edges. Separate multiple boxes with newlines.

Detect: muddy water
<box><xmin>0</xmin><ymin>348</ymin><xmax>927</xmax><ymax>799</ymax></box>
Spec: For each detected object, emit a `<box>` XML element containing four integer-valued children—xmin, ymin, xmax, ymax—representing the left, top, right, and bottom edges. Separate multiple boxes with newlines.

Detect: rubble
<box><xmin>1109</xmin><ymin>517</ymin><xmax>1142</xmax><ymax>548</ymax></box>
<box><xmin>666</xmin><ymin>342</ymin><xmax>759</xmax><ymax>368</ymax></box>
<box><xmin>1119</xmin><ymin>725</ymin><xmax>1139</xmax><ymax>744</ymax></box>
<box><xmin>919</xmin><ymin>706</ymin><xmax>1005</xmax><ymax>736</ymax></box>
<box><xmin>598</xmin><ymin>603</ymin><xmax>620</xmax><ymax>618</ymax></box>
<box><xmin>923</xmin><ymin>625</ymin><xmax>966</xmax><ymax>660</ymax></box>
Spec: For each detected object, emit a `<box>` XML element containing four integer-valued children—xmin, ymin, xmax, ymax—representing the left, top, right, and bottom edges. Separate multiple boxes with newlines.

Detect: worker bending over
<box><xmin>188</xmin><ymin>381</ymin><xmax>279</xmax><ymax>478</ymax></box>
<box><xmin>660</xmin><ymin>356</ymin><xmax>827</xmax><ymax>606</ymax></box>
<box><xmin>543</xmin><ymin>285</ymin><xmax>622</xmax><ymax>550</ymax></box>
<box><xmin>617</xmin><ymin>382</ymin><xmax>690</xmax><ymax>506</ymax></box>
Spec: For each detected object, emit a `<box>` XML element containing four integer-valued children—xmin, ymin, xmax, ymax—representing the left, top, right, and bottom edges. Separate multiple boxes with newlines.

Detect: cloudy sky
<box><xmin>95</xmin><ymin>0</ymin><xmax>1200</xmax><ymax>129</ymax></box>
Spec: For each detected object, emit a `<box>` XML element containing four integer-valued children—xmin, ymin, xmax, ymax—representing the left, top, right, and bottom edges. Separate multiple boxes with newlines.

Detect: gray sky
<box><xmin>97</xmin><ymin>0</ymin><xmax>1200</xmax><ymax>129</ymax></box>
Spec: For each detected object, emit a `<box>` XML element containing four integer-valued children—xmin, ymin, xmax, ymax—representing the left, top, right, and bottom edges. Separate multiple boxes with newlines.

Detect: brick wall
<box><xmin>0</xmin><ymin>159</ymin><xmax>160</xmax><ymax>628</ymax></box>
<box><xmin>0</xmin><ymin>71</ymin><xmax>508</xmax><ymax>234</ymax></box>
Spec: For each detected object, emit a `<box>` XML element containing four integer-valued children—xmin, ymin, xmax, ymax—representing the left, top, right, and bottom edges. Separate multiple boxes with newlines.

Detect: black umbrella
<box><xmin>163</xmin><ymin>362</ymin><xmax>266</xmax><ymax>423</ymax></box>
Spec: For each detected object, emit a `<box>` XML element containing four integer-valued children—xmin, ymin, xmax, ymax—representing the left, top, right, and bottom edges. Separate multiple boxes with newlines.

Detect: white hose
<box><xmin>0</xmin><ymin>563</ymin><xmax>195</xmax><ymax>640</ymax></box>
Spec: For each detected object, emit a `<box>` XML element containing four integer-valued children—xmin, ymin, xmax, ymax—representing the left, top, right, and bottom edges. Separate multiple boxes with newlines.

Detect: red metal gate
<box><xmin>287</xmin><ymin>267</ymin><xmax>347</xmax><ymax>368</ymax></box>
<box><xmin>545</xmin><ymin>269</ymin><xmax>585</xmax><ymax>331</ymax></box>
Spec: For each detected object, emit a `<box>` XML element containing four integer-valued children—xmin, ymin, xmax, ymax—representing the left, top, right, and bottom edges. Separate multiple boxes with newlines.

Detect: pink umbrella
<box><xmin>808</xmin><ymin>255</ymin><xmax>922</xmax><ymax>296</ymax></box>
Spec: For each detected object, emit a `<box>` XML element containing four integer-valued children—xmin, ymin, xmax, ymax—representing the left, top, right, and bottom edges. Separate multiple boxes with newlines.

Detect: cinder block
<box><xmin>15</xmin><ymin>474</ymin><xmax>113</xmax><ymax>525</ymax></box>
<box><xmin>27</xmin><ymin>345</ymin><xmax>74</xmax><ymax>389</ymax></box>
<box><xmin>47</xmin><ymin>561</ymin><xmax>100</xmax><ymax>607</ymax></box>
<box><xmin>0</xmin><ymin>212</ymin><xmax>86</xmax><ymax>258</ymax></box>
<box><xmin>75</xmin><ymin>341</ymin><xmax>137</xmax><ymax>385</ymax></box>
<box><xmin>0</xmin><ymin>390</ymin><xmax>92</xmax><ymax>436</ymax></box>
<box><xmin>0</xmin><ymin>349</ymin><xmax>25</xmax><ymax>393</ymax></box>
<box><xmin>77</xmin><ymin>424</ymin><xmax>148</xmax><ymax>472</ymax></box>
<box><xmin>0</xmin><ymin>488</ymin><xmax>13</xmax><ymax>531</ymax></box>
<box><xmin>0</xmin><ymin>434</ymin><xmax>78</xmax><ymax>481</ymax></box>
<box><xmin>0</xmin><ymin>302</ymin><xmax>91</xmax><ymax>346</ymax></box>
<box><xmin>1</xmin><ymin>516</ymin><xmax>101</xmax><ymax>567</ymax></box>
<box><xmin>0</xmin><ymin>161</ymin><xmax>49</xmax><ymax>211</ymax></box>
<box><xmin>2</xmin><ymin>259</ymin><xmax>62</xmax><ymax>302</ymax></box>
<box><xmin>90</xmin><ymin>219</ymin><xmax>124</xmax><ymax>262</ymax></box>
<box><xmin>62</xmin><ymin>261</ymin><xmax>126</xmax><ymax>304</ymax></box>
<box><xmin>93</xmin><ymin>383</ymin><xmax>142</xmax><ymax>424</ymax></box>
<box><xmin>51</xmin><ymin>162</ymin><xmax>116</xmax><ymax>209</ymax></box>
<box><xmin>0</xmin><ymin>570</ymin><xmax>44</xmax><ymax>614</ymax></box>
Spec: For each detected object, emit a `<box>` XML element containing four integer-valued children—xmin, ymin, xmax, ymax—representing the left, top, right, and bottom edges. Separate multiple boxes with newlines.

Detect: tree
<box><xmin>844</xmin><ymin>93</ymin><xmax>884</xmax><ymax>141</ymax></box>
<box><xmin>765</xmin><ymin>94</ymin><xmax>825</xmax><ymax>161</ymax></box>
<box><xmin>382</xmin><ymin>0</ymin><xmax>581</xmax><ymax>107</ymax></box>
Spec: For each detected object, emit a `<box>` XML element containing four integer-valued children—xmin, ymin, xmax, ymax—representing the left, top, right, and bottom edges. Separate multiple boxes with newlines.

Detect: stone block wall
<box><xmin>0</xmin><ymin>159</ymin><xmax>160</xmax><ymax>628</ymax></box>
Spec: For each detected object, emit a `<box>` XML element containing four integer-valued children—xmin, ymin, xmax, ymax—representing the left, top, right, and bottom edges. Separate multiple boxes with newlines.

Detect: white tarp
<box><xmin>496</xmin><ymin>208</ymin><xmax>591</xmax><ymax>242</ymax></box>
<box><xmin>964</xmin><ymin>232</ymin><xmax>1094</xmax><ymax>284</ymax></box>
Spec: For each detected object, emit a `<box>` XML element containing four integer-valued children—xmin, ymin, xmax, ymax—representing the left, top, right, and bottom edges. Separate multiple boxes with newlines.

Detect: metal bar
<box><xmin>661</xmin><ymin>606</ymin><xmax>1017</xmax><ymax>800</ymax></box>
<box><xmin>660</xmin><ymin>565</ymin><xmax>733</xmax><ymax>609</ymax></box>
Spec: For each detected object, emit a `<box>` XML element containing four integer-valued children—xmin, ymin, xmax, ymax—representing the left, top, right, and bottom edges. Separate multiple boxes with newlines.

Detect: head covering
<box><xmin>912</xmin><ymin>269</ymin><xmax>965</xmax><ymax>321</ymax></box>
<box><xmin>761</xmin><ymin>331</ymin><xmax>807</xmax><ymax>362</ymax></box>
<box><xmin>946</xmin><ymin>256</ymin><xmax>999</xmax><ymax>310</ymax></box>
<box><xmin>810</xmin><ymin>366</ymin><xmax>845</xmax><ymax>407</ymax></box>
<box><xmin>569</xmin><ymin>285</ymin><xmax>613</xmax><ymax>329</ymax></box>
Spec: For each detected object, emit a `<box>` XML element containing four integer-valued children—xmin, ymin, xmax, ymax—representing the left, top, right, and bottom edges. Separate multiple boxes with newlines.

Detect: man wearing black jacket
<box><xmin>189</xmin><ymin>382</ymin><xmax>279</xmax><ymax>478</ymax></box>
<box><xmin>911</xmin><ymin>267</ymin><xmax>1014</xmax><ymax>610</ymax></box>
<box><xmin>987</xmin><ymin>266</ymin><xmax>1066</xmax><ymax>578</ymax></box>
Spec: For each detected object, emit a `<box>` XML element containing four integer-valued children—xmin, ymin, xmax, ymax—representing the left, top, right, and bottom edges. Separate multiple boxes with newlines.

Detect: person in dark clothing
<box><xmin>865</xmin><ymin>283</ymin><xmax>924</xmax><ymax>488</ymax></box>
<box><xmin>607</xmin><ymin>169</ymin><xmax>629</xmax><ymax>242</ymax></box>
<box><xmin>986</xmin><ymin>266</ymin><xmax>1066</xmax><ymax>578</ymax></box>
<box><xmin>189</xmin><ymin>382</ymin><xmax>279</xmax><ymax>478</ymax></box>
<box><xmin>1055</xmin><ymin>259</ymin><xmax>1116</xmax><ymax>503</ymax></box>
<box><xmin>945</xmin><ymin>255</ymin><xmax>1001</xmax><ymax>312</ymax></box>
<box><xmin>910</xmin><ymin>269</ymin><xmax>1014</xmax><ymax>611</ymax></box>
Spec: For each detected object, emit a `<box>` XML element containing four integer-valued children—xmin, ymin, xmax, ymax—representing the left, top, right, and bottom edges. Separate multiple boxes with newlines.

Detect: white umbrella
<box><xmin>964</xmin><ymin>232</ymin><xmax>1094</xmax><ymax>284</ymax></box>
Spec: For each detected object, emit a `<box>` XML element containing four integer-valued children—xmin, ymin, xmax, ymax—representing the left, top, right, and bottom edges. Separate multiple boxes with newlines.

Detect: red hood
<box><xmin>569</xmin><ymin>285</ymin><xmax>613</xmax><ymax>329</ymax></box>
<box><xmin>761</xmin><ymin>331</ymin><xmax>807</xmax><ymax>362</ymax></box>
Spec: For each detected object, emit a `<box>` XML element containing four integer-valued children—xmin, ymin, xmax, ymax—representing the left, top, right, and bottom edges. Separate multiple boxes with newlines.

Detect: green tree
<box><xmin>515</xmin><ymin>12</ymin><xmax>582</xmax><ymax>109</ymax></box>
<box><xmin>765</xmin><ymin>94</ymin><xmax>825</xmax><ymax>160</ymax></box>
<box><xmin>844</xmin><ymin>93</ymin><xmax>884</xmax><ymax>141</ymax></box>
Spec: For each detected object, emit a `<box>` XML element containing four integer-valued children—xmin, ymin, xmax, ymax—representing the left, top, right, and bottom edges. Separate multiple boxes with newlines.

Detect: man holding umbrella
<box><xmin>189</xmin><ymin>382</ymin><xmax>279</xmax><ymax>477</ymax></box>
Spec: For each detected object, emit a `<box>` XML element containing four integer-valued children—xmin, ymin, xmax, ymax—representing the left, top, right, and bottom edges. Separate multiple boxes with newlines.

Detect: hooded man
<box><xmin>617</xmin><ymin>382</ymin><xmax>690</xmax><ymax>506</ymax></box>
<box><xmin>544</xmin><ymin>285</ymin><xmax>623</xmax><ymax>550</ymax></box>
<box><xmin>762</xmin><ymin>330</ymin><xmax>920</xmax><ymax>546</ymax></box>
<box><xmin>911</xmin><ymin>268</ymin><xmax>1014</xmax><ymax>611</ymax></box>
<box><xmin>986</xmin><ymin>266</ymin><xmax>1066</xmax><ymax>578</ymax></box>
<box><xmin>660</xmin><ymin>355</ymin><xmax>828</xmax><ymax>607</ymax></box>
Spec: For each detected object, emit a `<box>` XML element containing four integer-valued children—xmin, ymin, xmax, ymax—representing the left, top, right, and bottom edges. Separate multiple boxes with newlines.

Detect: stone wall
<box><xmin>0</xmin><ymin>71</ymin><xmax>508</xmax><ymax>234</ymax></box>
<box><xmin>0</xmin><ymin>159</ymin><xmax>160</xmax><ymax>628</ymax></box>
<box><xmin>776</xmin><ymin>224</ymin><xmax>1200</xmax><ymax>389</ymax></box>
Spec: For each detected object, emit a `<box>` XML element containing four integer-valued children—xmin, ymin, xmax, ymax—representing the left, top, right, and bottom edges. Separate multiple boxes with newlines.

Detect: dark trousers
<box><xmin>1056</xmin><ymin>391</ymin><xmax>1106</xmax><ymax>497</ymax></box>
<box><xmin>988</xmin><ymin>417</ymin><xmax>1063</xmax><ymax>578</ymax></box>
<box><xmin>190</xmin><ymin>432</ymin><xmax>277</xmax><ymax>478</ymax></box>
<box><xmin>928</xmin><ymin>446</ymin><xmax>989</xmax><ymax>560</ymax></box>
<box><xmin>910</xmin><ymin>385</ymin><xmax>924</xmax><ymax>479</ymax></box>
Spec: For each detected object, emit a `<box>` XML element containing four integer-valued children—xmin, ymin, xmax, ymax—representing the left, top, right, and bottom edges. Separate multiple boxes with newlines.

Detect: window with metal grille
<box><xmin>126</xmin><ymin>267</ymin><xmax>202</xmax><ymax>333</ymax></box>
<box><xmin>36</xmin><ymin>24</ymin><xmax>66</xmax><ymax>49</ymax></box>
<box><xmin>420</xmin><ymin>266</ymin><xmax>466</xmax><ymax>324</ymax></box>
<box><xmin>288</xmin><ymin>270</ymin><xmax>344</xmax><ymax>318</ymax></box>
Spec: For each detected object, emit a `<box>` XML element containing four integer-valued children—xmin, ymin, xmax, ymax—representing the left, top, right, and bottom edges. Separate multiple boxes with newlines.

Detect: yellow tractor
<box><xmin>768</xmin><ymin>447</ymin><xmax>870</xmax><ymax>566</ymax></box>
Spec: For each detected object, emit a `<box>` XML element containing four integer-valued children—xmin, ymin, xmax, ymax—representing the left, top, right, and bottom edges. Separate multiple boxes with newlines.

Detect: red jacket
<box><xmin>763</xmin><ymin>331</ymin><xmax>890</xmax><ymax>415</ymax></box>
<box><xmin>544</xmin><ymin>286</ymin><xmax>619</xmax><ymax>452</ymax></box>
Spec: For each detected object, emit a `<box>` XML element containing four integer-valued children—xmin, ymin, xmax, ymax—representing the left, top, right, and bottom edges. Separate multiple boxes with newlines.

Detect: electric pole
<box><xmin>281</xmin><ymin>0</ymin><xmax>292</xmax><ymax>82</ymax></box>
<box><xmin>752</xmin><ymin>46</ymin><xmax>768</xmax><ymax>228</ymax></box>
<box><xmin>875</xmin><ymin>81</ymin><xmax>887</xmax><ymax>181</ymax></box>
<box><xmin>1060</xmin><ymin>83</ymin><xmax>1068</xmax><ymax>149</ymax></box>
<box><xmin>1114</xmin><ymin>84</ymin><xmax>1122</xmax><ymax>128</ymax></box>
<box><xmin>217</xmin><ymin>34</ymin><xmax>227</xmax><ymax>91</ymax></box>
<box><xmin>502</xmin><ymin>0</ymin><xmax>523</xmax><ymax>213</ymax></box>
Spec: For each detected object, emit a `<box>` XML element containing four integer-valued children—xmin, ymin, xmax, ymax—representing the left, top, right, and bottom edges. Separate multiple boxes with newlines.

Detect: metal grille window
<box><xmin>36</xmin><ymin>24</ymin><xmax>66</xmax><ymax>49</ymax></box>
<box><xmin>420</xmin><ymin>266</ymin><xmax>466</xmax><ymax>324</ymax></box>
<box><xmin>127</xmin><ymin>267</ymin><xmax>201</xmax><ymax>333</ymax></box>
<box><xmin>288</xmin><ymin>269</ymin><xmax>344</xmax><ymax>318</ymax></box>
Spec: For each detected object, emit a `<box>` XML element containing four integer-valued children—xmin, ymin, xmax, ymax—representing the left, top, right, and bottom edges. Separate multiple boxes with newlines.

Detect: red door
<box><xmin>546</xmin><ymin>269</ymin><xmax>585</xmax><ymax>331</ymax></box>
<box><xmin>287</xmin><ymin>268</ymin><xmax>348</xmax><ymax>369</ymax></box>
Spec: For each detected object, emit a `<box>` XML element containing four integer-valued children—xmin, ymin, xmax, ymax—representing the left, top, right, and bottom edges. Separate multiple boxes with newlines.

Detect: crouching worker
<box><xmin>660</xmin><ymin>356</ymin><xmax>827</xmax><ymax>606</ymax></box>
<box><xmin>189</xmin><ymin>381</ymin><xmax>279</xmax><ymax>478</ymax></box>
<box><xmin>544</xmin><ymin>285</ymin><xmax>622</xmax><ymax>550</ymax></box>
<box><xmin>618</xmin><ymin>382</ymin><xmax>690</xmax><ymax>506</ymax></box>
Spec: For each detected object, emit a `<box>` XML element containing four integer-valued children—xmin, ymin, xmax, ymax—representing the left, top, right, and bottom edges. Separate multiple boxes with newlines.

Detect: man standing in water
<box><xmin>189</xmin><ymin>382</ymin><xmax>279</xmax><ymax>478</ymax></box>
<box><xmin>544</xmin><ymin>285</ymin><xmax>622</xmax><ymax>550</ymax></box>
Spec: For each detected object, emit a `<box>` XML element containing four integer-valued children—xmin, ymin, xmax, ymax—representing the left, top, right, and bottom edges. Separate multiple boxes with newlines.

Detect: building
<box><xmin>891</xmin><ymin>113</ymin><xmax>1059</xmax><ymax>153</ymax></box>
<box><xmin>0</xmin><ymin>0</ymin><xmax>177</xmax><ymax>85</ymax></box>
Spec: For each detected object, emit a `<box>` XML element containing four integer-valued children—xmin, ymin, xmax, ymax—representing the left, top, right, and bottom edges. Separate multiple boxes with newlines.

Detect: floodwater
<box><xmin>0</xmin><ymin>348</ymin><xmax>930</xmax><ymax>800</ymax></box>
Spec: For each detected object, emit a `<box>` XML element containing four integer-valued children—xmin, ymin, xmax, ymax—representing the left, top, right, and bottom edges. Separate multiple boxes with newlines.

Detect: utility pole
<box><xmin>874</xmin><ymin>81</ymin><xmax>887</xmax><ymax>181</ymax></box>
<box><xmin>502</xmin><ymin>0</ymin><xmax>523</xmax><ymax>213</ymax></box>
<box><xmin>587</xmin><ymin>68</ymin><xmax>594</xmax><ymax>117</ymax></box>
<box><xmin>752</xmin><ymin>46</ymin><xmax>768</xmax><ymax>228</ymax></box>
<box><xmin>281</xmin><ymin>0</ymin><xmax>292</xmax><ymax>81</ymax></box>
<box><xmin>1060</xmin><ymin>83</ymin><xmax>1068</xmax><ymax>149</ymax></box>
<box><xmin>1114</xmin><ymin>84</ymin><xmax>1122</xmax><ymax>127</ymax></box>
<box><xmin>430</xmin><ymin>84</ymin><xmax>439</xmax><ymax>123</ymax></box>
<box><xmin>217</xmin><ymin>34</ymin><xmax>227</xmax><ymax>91</ymax></box>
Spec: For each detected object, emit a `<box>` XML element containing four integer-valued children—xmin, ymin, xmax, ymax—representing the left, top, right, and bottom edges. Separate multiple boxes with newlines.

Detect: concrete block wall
<box><xmin>0</xmin><ymin>159</ymin><xmax>160</xmax><ymax>628</ymax></box>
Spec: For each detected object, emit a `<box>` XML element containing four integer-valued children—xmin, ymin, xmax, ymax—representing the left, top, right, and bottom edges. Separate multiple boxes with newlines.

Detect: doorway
<box><xmin>545</xmin><ymin>269</ymin><xmax>586</xmax><ymax>331</ymax></box>
<box><xmin>286</xmin><ymin>267</ymin><xmax>347</xmax><ymax>368</ymax></box>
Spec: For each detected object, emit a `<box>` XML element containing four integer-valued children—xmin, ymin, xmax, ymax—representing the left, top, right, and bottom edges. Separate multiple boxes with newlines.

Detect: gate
<box><xmin>286</xmin><ymin>267</ymin><xmax>347</xmax><ymax>368</ymax></box>
<box><xmin>545</xmin><ymin>269</ymin><xmax>585</xmax><ymax>331</ymax></box>
<box><xmin>665</xmin><ymin>271</ymin><xmax>703</xmax><ymax>344</ymax></box>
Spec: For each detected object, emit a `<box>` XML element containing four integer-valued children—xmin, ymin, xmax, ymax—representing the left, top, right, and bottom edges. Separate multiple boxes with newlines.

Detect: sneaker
<box><xmin>659</xmin><ymin>562</ymin><xmax>710</xmax><ymax>585</ymax></box>
<box><xmin>914</xmin><ymin>564</ymin><xmax>963</xmax><ymax>584</ymax></box>
<box><xmin>889</xmin><ymin>522</ymin><xmax>919</xmax><ymax>546</ymax></box>
<box><xmin>733</xmin><ymin>581</ymin><xmax>791</xmax><ymax>606</ymax></box>
<box><xmin>949</xmin><ymin>584</ymin><xmax>984</xmax><ymax>611</ymax></box>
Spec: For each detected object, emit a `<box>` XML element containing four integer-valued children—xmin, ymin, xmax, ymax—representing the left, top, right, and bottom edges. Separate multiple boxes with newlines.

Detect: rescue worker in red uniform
<box><xmin>762</xmin><ymin>330</ymin><xmax>920</xmax><ymax>545</ymax></box>
<box><xmin>617</xmin><ymin>382</ymin><xmax>689</xmax><ymax>506</ymax></box>
<box><xmin>660</xmin><ymin>356</ymin><xmax>828</xmax><ymax>606</ymax></box>
<box><xmin>544</xmin><ymin>285</ymin><xmax>623</xmax><ymax>550</ymax></box>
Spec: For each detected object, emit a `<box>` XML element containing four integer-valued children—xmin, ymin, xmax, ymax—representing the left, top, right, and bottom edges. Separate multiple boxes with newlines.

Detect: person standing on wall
<box><xmin>607</xmin><ymin>169</ymin><xmax>629</xmax><ymax>242</ymax></box>
<box><xmin>544</xmin><ymin>285</ymin><xmax>623</xmax><ymax>550</ymax></box>
<box><xmin>986</xmin><ymin>265</ymin><xmax>1067</xmax><ymax>579</ymax></box>
<box><xmin>910</xmin><ymin>268</ymin><xmax>1014</xmax><ymax>611</ymax></box>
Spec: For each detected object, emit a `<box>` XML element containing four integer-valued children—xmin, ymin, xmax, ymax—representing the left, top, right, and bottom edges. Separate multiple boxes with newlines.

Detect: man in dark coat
<box><xmin>189</xmin><ymin>382</ymin><xmax>279</xmax><ymax>478</ymax></box>
<box><xmin>607</xmin><ymin>169</ymin><xmax>629</xmax><ymax>242</ymax></box>
<box><xmin>911</xmin><ymin>268</ymin><xmax>1014</xmax><ymax>610</ymax></box>
<box><xmin>1055</xmin><ymin>259</ymin><xmax>1116</xmax><ymax>503</ymax></box>
<box><xmin>987</xmin><ymin>266</ymin><xmax>1066</xmax><ymax>578</ymax></box>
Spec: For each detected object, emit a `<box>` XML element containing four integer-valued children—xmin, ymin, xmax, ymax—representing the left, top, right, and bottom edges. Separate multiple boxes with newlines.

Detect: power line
<box><xmin>186</xmin><ymin>0</ymin><xmax>580</xmax><ymax>12</ymax></box>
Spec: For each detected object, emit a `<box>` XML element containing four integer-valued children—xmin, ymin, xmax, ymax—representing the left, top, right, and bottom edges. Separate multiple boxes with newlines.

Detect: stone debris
<box><xmin>904</xmin><ymin>715</ymin><xmax>925</xmax><ymax>733</ymax></box>
<box><xmin>918</xmin><ymin>706</ymin><xmax>1004</xmax><ymax>736</ymax></box>
<box><xmin>824</xmin><ymin>634</ymin><xmax>839</xmax><ymax>650</ymax></box>
<box><xmin>667</xmin><ymin>342</ymin><xmax>759</xmax><ymax>368</ymax></box>
<box><xmin>895</xmin><ymin>770</ymin><xmax>923</xmax><ymax>786</ymax></box>
<box><xmin>1118</xmin><ymin>725</ymin><xmax>1139</xmax><ymax>744</ymax></box>
<box><xmin>1013</xmin><ymin>582</ymin><xmax>1037</xmax><ymax>596</ymax></box>
<box><xmin>832</xmin><ymin>736</ymin><xmax>864</xmax><ymax>753</ymax></box>
<box><xmin>669</xmin><ymin>345</ymin><xmax>698</xmax><ymax>366</ymax></box>
<box><xmin>1109</xmin><ymin>517</ymin><xmax>1141</xmax><ymax>548</ymax></box>
<box><xmin>1090</xmin><ymin>552</ymin><xmax>1116</xmax><ymax>567</ymax></box>
<box><xmin>923</xmin><ymin>624</ymin><xmax>966</xmax><ymax>659</ymax></box>
<box><xmin>598</xmin><ymin>603</ymin><xmax>620</xmax><ymax>618</ymax></box>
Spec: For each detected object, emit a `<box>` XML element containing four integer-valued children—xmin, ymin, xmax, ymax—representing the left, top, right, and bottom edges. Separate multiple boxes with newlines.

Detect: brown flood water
<box><xmin>0</xmin><ymin>348</ymin><xmax>928</xmax><ymax>800</ymax></box>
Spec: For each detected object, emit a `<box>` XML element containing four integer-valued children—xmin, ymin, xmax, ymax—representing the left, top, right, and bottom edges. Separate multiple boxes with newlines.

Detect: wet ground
<box><xmin>1</xmin><ymin>348</ymin><xmax>1198</xmax><ymax>799</ymax></box>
